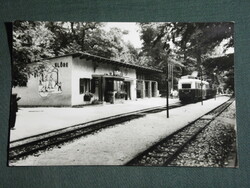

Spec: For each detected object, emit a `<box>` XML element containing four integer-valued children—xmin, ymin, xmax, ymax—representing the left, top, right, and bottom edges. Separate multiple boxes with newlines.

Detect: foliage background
<box><xmin>0</xmin><ymin>0</ymin><xmax>249</xmax><ymax>188</ymax></box>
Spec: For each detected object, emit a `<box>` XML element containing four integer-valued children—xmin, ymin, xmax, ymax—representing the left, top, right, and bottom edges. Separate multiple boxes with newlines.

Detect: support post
<box><xmin>148</xmin><ymin>81</ymin><xmax>152</xmax><ymax>98</ymax></box>
<box><xmin>155</xmin><ymin>82</ymin><xmax>158</xmax><ymax>97</ymax></box>
<box><xmin>142</xmin><ymin>80</ymin><xmax>145</xmax><ymax>98</ymax></box>
<box><xmin>200</xmin><ymin>67</ymin><xmax>203</xmax><ymax>105</ymax></box>
<box><xmin>213</xmin><ymin>72</ymin><xmax>216</xmax><ymax>100</ymax></box>
<box><xmin>166</xmin><ymin>61</ymin><xmax>169</xmax><ymax>118</ymax></box>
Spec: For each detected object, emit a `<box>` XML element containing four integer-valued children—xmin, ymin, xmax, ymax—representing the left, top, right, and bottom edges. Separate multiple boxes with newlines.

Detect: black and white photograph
<box><xmin>8</xmin><ymin>21</ymin><xmax>236</xmax><ymax>167</ymax></box>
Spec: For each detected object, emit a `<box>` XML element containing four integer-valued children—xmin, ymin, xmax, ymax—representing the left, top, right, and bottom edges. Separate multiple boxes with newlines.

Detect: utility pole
<box><xmin>196</xmin><ymin>40</ymin><xmax>203</xmax><ymax>106</ymax></box>
<box><xmin>213</xmin><ymin>72</ymin><xmax>216</xmax><ymax>100</ymax></box>
<box><xmin>164</xmin><ymin>43</ymin><xmax>170</xmax><ymax>118</ymax></box>
<box><xmin>200</xmin><ymin>66</ymin><xmax>203</xmax><ymax>105</ymax></box>
<box><xmin>166</xmin><ymin>60</ymin><xmax>169</xmax><ymax>118</ymax></box>
<box><xmin>171</xmin><ymin>64</ymin><xmax>174</xmax><ymax>91</ymax></box>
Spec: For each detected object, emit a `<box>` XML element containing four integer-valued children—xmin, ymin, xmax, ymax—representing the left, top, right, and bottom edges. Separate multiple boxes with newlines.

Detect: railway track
<box><xmin>125</xmin><ymin>98</ymin><xmax>235</xmax><ymax>166</ymax></box>
<box><xmin>9</xmin><ymin>102</ymin><xmax>183</xmax><ymax>161</ymax></box>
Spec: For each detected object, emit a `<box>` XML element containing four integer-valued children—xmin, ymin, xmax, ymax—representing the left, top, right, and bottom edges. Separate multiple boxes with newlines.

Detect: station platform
<box><xmin>9</xmin><ymin>96</ymin><xmax>234</xmax><ymax>166</ymax></box>
<box><xmin>10</xmin><ymin>97</ymin><xmax>179</xmax><ymax>142</ymax></box>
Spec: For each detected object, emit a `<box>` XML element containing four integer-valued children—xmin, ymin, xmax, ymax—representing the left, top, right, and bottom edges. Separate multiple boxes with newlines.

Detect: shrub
<box><xmin>84</xmin><ymin>92</ymin><xmax>94</xmax><ymax>101</ymax></box>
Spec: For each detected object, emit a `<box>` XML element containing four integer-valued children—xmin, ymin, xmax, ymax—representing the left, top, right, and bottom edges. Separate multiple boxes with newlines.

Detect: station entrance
<box><xmin>92</xmin><ymin>75</ymin><xmax>131</xmax><ymax>103</ymax></box>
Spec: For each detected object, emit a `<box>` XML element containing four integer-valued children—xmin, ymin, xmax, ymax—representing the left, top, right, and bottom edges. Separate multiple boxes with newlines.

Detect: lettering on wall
<box><xmin>113</xmin><ymin>70</ymin><xmax>122</xmax><ymax>76</ymax></box>
<box><xmin>55</xmin><ymin>62</ymin><xmax>68</xmax><ymax>68</ymax></box>
<box><xmin>112</xmin><ymin>68</ymin><xmax>129</xmax><ymax>76</ymax></box>
<box><xmin>38</xmin><ymin>64</ymin><xmax>63</xmax><ymax>97</ymax></box>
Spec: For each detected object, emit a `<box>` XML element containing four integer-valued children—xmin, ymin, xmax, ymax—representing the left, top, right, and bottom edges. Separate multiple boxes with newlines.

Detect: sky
<box><xmin>103</xmin><ymin>22</ymin><xmax>143</xmax><ymax>49</ymax></box>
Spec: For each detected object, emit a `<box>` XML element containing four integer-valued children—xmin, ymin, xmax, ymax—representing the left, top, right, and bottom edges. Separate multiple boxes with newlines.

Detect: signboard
<box><xmin>54</xmin><ymin>62</ymin><xmax>68</xmax><ymax>68</ymax></box>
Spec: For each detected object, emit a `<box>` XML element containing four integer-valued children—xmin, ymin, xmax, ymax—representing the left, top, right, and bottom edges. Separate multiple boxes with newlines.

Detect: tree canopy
<box><xmin>138</xmin><ymin>22</ymin><xmax>234</xmax><ymax>91</ymax></box>
<box><xmin>12</xmin><ymin>21</ymin><xmax>139</xmax><ymax>87</ymax></box>
<box><xmin>12</xmin><ymin>21</ymin><xmax>234</xmax><ymax>92</ymax></box>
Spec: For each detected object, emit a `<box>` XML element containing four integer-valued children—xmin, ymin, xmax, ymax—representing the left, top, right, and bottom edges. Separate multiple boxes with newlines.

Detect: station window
<box><xmin>79</xmin><ymin>78</ymin><xmax>90</xmax><ymax>94</ymax></box>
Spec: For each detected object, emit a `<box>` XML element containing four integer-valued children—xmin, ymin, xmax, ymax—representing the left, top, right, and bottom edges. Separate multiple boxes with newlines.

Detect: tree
<box><xmin>12</xmin><ymin>21</ymin><xmax>141</xmax><ymax>87</ymax></box>
<box><xmin>139</xmin><ymin>23</ymin><xmax>171</xmax><ymax>68</ymax></box>
<box><xmin>12</xmin><ymin>21</ymin><xmax>56</xmax><ymax>86</ymax></box>
<box><xmin>171</xmin><ymin>22</ymin><xmax>234</xmax><ymax>76</ymax></box>
<box><xmin>104</xmin><ymin>27</ymin><xmax>140</xmax><ymax>64</ymax></box>
<box><xmin>203</xmin><ymin>53</ymin><xmax>234</xmax><ymax>92</ymax></box>
<box><xmin>139</xmin><ymin>22</ymin><xmax>184</xmax><ymax>93</ymax></box>
<box><xmin>139</xmin><ymin>22</ymin><xmax>234</xmax><ymax>92</ymax></box>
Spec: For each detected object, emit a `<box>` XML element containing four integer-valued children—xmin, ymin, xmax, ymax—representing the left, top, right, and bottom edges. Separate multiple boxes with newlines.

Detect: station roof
<box><xmin>41</xmin><ymin>52</ymin><xmax>163</xmax><ymax>73</ymax></box>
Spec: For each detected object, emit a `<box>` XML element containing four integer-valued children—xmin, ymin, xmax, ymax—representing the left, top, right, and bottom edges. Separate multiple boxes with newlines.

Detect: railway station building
<box><xmin>12</xmin><ymin>53</ymin><xmax>162</xmax><ymax>106</ymax></box>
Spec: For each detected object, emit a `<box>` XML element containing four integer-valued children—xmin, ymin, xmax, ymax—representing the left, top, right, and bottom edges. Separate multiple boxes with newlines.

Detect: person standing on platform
<box><xmin>9</xmin><ymin>94</ymin><xmax>21</xmax><ymax>130</ymax></box>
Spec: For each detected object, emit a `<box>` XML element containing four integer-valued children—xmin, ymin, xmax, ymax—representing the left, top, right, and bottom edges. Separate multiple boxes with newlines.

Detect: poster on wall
<box><xmin>38</xmin><ymin>64</ymin><xmax>62</xmax><ymax>97</ymax></box>
<box><xmin>8</xmin><ymin>21</ymin><xmax>237</xmax><ymax>168</ymax></box>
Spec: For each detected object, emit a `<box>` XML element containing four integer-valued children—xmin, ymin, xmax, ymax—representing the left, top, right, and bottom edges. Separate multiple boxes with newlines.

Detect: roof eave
<box><xmin>78</xmin><ymin>53</ymin><xmax>162</xmax><ymax>73</ymax></box>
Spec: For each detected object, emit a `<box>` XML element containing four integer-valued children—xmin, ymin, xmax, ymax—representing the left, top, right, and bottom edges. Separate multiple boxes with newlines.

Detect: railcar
<box><xmin>178</xmin><ymin>76</ymin><xmax>216</xmax><ymax>103</ymax></box>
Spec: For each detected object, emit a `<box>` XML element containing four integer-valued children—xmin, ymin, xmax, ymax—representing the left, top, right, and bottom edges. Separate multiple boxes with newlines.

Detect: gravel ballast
<box><xmin>169</xmin><ymin>102</ymin><xmax>237</xmax><ymax>168</ymax></box>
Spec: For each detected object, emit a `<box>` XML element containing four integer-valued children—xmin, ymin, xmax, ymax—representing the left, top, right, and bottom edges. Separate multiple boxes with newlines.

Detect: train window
<box><xmin>182</xmin><ymin>84</ymin><xmax>191</xmax><ymax>88</ymax></box>
<box><xmin>196</xmin><ymin>83</ymin><xmax>199</xmax><ymax>88</ymax></box>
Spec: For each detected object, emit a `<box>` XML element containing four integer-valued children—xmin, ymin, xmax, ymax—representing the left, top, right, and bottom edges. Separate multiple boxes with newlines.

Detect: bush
<box><xmin>84</xmin><ymin>92</ymin><xmax>94</xmax><ymax>101</ymax></box>
<box><xmin>115</xmin><ymin>91</ymin><xmax>126</xmax><ymax>99</ymax></box>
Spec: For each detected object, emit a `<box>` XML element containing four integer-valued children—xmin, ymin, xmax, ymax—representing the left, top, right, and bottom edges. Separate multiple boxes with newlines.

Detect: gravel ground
<box><xmin>169</xmin><ymin>102</ymin><xmax>237</xmax><ymax>168</ymax></box>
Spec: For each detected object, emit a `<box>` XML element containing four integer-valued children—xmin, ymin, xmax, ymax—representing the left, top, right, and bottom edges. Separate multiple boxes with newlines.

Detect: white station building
<box><xmin>13</xmin><ymin>53</ymin><xmax>162</xmax><ymax>107</ymax></box>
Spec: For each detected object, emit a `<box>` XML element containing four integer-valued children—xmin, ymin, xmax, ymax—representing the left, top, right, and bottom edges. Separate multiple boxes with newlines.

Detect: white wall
<box><xmin>71</xmin><ymin>57</ymin><xmax>137</xmax><ymax>106</ymax></box>
<box><xmin>12</xmin><ymin>56</ymin><xmax>73</xmax><ymax>106</ymax></box>
<box><xmin>12</xmin><ymin>55</ymin><xmax>158</xmax><ymax>106</ymax></box>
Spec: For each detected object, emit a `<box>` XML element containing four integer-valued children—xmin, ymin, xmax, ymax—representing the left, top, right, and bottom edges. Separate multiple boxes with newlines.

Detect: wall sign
<box><xmin>113</xmin><ymin>70</ymin><xmax>123</xmax><ymax>76</ymax></box>
<box><xmin>55</xmin><ymin>62</ymin><xmax>68</xmax><ymax>68</ymax></box>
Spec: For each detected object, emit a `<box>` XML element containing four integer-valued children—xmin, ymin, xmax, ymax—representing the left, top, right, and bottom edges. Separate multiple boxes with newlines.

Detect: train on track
<box><xmin>178</xmin><ymin>75</ymin><xmax>216</xmax><ymax>103</ymax></box>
